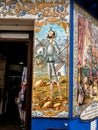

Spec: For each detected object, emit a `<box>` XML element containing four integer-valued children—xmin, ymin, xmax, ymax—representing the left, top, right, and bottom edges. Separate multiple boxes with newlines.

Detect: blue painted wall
<box><xmin>69</xmin><ymin>118</ymin><xmax>90</xmax><ymax>130</ymax></box>
<box><xmin>31</xmin><ymin>117</ymin><xmax>98</xmax><ymax>130</ymax></box>
<box><xmin>31</xmin><ymin>118</ymin><xmax>69</xmax><ymax>130</ymax></box>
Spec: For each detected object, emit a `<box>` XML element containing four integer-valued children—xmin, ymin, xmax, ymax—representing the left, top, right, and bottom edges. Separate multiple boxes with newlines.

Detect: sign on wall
<box><xmin>91</xmin><ymin>120</ymin><xmax>97</xmax><ymax>130</ymax></box>
<box><xmin>80</xmin><ymin>102</ymin><xmax>98</xmax><ymax>120</ymax></box>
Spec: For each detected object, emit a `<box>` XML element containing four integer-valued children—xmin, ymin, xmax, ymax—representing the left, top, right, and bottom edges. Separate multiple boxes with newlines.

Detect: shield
<box><xmin>34</xmin><ymin>54</ymin><xmax>46</xmax><ymax>69</ymax></box>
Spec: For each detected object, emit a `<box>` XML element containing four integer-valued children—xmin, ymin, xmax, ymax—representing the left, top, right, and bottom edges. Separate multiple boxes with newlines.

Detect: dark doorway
<box><xmin>0</xmin><ymin>18</ymin><xmax>34</xmax><ymax>130</ymax></box>
<box><xmin>0</xmin><ymin>41</ymin><xmax>28</xmax><ymax>130</ymax></box>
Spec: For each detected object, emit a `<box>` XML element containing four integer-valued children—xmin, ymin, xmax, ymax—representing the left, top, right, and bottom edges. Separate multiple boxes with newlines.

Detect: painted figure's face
<box><xmin>47</xmin><ymin>31</ymin><xmax>54</xmax><ymax>38</ymax></box>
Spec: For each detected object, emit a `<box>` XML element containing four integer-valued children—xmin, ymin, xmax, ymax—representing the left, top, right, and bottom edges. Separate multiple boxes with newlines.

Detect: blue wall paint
<box><xmin>31</xmin><ymin>117</ymin><xmax>98</xmax><ymax>130</ymax></box>
<box><xmin>31</xmin><ymin>118</ymin><xmax>69</xmax><ymax>130</ymax></box>
<box><xmin>69</xmin><ymin>0</ymin><xmax>74</xmax><ymax>118</ymax></box>
<box><xmin>69</xmin><ymin>118</ymin><xmax>90</xmax><ymax>130</ymax></box>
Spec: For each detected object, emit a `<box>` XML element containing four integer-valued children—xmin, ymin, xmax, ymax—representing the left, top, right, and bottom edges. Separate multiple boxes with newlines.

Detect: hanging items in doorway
<box><xmin>17</xmin><ymin>67</ymin><xmax>27</xmax><ymax>129</ymax></box>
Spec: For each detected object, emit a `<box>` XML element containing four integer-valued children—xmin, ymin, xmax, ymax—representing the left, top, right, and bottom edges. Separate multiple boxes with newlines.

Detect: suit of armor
<box><xmin>46</xmin><ymin>40</ymin><xmax>60</xmax><ymax>83</ymax></box>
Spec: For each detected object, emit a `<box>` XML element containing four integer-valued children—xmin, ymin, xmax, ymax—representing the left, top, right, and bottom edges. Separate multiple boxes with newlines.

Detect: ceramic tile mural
<box><xmin>0</xmin><ymin>0</ymin><xmax>70</xmax><ymax>118</ymax></box>
<box><xmin>32</xmin><ymin>1</ymin><xmax>70</xmax><ymax>118</ymax></box>
<box><xmin>73</xmin><ymin>4</ymin><xmax>98</xmax><ymax>117</ymax></box>
<box><xmin>0</xmin><ymin>0</ymin><xmax>35</xmax><ymax>17</ymax></box>
<box><xmin>0</xmin><ymin>0</ymin><xmax>68</xmax><ymax>18</ymax></box>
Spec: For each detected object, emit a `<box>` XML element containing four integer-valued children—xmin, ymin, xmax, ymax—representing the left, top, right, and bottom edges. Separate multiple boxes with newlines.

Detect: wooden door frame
<box><xmin>26</xmin><ymin>31</ymin><xmax>33</xmax><ymax>130</ymax></box>
<box><xmin>0</xmin><ymin>18</ymin><xmax>34</xmax><ymax>130</ymax></box>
